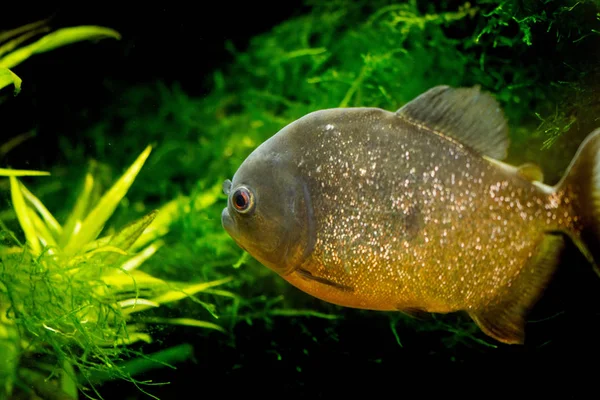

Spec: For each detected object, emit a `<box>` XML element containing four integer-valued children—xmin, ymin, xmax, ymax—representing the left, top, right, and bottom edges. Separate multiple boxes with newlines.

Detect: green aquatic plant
<box><xmin>0</xmin><ymin>19</ymin><xmax>121</xmax><ymax>94</ymax></box>
<box><xmin>0</xmin><ymin>19</ymin><xmax>235</xmax><ymax>400</ymax></box>
<box><xmin>474</xmin><ymin>0</ymin><xmax>599</xmax><ymax>46</ymax></box>
<box><xmin>0</xmin><ymin>144</ymin><xmax>234</xmax><ymax>399</ymax></box>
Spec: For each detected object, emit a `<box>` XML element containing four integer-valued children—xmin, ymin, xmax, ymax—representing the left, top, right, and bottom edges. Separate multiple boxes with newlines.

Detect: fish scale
<box><xmin>292</xmin><ymin>110</ymin><xmax>567</xmax><ymax>312</ymax></box>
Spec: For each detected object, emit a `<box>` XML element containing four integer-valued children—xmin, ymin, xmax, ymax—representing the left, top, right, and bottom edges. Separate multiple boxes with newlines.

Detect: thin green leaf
<box><xmin>123</xmin><ymin>277</ymin><xmax>233</xmax><ymax>315</ymax></box>
<box><xmin>0</xmin><ymin>25</ymin><xmax>50</xmax><ymax>58</ymax></box>
<box><xmin>100</xmin><ymin>210</ymin><xmax>158</xmax><ymax>265</ymax></box>
<box><xmin>80</xmin><ymin>234</ymin><xmax>112</xmax><ymax>254</ymax></box>
<box><xmin>0</xmin><ymin>26</ymin><xmax>121</xmax><ymax>69</ymax></box>
<box><xmin>66</xmin><ymin>246</ymin><xmax>128</xmax><ymax>267</ymax></box>
<box><xmin>0</xmin><ymin>167</ymin><xmax>48</xmax><ymax>176</ymax></box>
<box><xmin>148</xmin><ymin>277</ymin><xmax>233</xmax><ymax>306</ymax></box>
<box><xmin>114</xmin><ymin>332</ymin><xmax>152</xmax><ymax>346</ymax></box>
<box><xmin>101</xmin><ymin>270</ymin><xmax>167</xmax><ymax>292</ymax></box>
<box><xmin>142</xmin><ymin>317</ymin><xmax>226</xmax><ymax>333</ymax></box>
<box><xmin>63</xmin><ymin>144</ymin><xmax>152</xmax><ymax>254</ymax></box>
<box><xmin>60</xmin><ymin>360</ymin><xmax>78</xmax><ymax>398</ymax></box>
<box><xmin>131</xmin><ymin>197</ymin><xmax>185</xmax><ymax>252</ymax></box>
<box><xmin>0</xmin><ymin>18</ymin><xmax>49</xmax><ymax>45</ymax></box>
<box><xmin>0</xmin><ymin>130</ymin><xmax>36</xmax><ymax>157</ymax></box>
<box><xmin>0</xmin><ymin>67</ymin><xmax>22</xmax><ymax>94</ymax></box>
<box><xmin>20</xmin><ymin>182</ymin><xmax>63</xmax><ymax>240</ymax></box>
<box><xmin>60</xmin><ymin>173</ymin><xmax>94</xmax><ymax>248</ymax></box>
<box><xmin>118</xmin><ymin>298</ymin><xmax>160</xmax><ymax>309</ymax></box>
<box><xmin>119</xmin><ymin>240</ymin><xmax>163</xmax><ymax>272</ymax></box>
<box><xmin>9</xmin><ymin>176</ymin><xmax>40</xmax><ymax>256</ymax></box>
<box><xmin>84</xmin><ymin>344</ymin><xmax>194</xmax><ymax>386</ymax></box>
<box><xmin>26</xmin><ymin>208</ymin><xmax>57</xmax><ymax>249</ymax></box>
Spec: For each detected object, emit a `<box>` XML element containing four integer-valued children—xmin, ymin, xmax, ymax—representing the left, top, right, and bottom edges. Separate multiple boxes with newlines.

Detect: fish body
<box><xmin>221</xmin><ymin>85</ymin><xmax>600</xmax><ymax>344</ymax></box>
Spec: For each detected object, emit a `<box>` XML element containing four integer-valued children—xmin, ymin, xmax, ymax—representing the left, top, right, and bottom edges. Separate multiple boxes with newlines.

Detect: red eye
<box><xmin>232</xmin><ymin>187</ymin><xmax>254</xmax><ymax>213</ymax></box>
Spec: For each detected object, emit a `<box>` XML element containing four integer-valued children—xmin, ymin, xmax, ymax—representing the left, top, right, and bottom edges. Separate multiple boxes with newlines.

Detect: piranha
<box><xmin>221</xmin><ymin>85</ymin><xmax>600</xmax><ymax>345</ymax></box>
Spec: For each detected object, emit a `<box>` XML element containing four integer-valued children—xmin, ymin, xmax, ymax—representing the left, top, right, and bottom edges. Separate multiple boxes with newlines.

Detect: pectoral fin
<box><xmin>468</xmin><ymin>233</ymin><xmax>564</xmax><ymax>345</ymax></box>
<box><xmin>296</xmin><ymin>268</ymin><xmax>354</xmax><ymax>292</ymax></box>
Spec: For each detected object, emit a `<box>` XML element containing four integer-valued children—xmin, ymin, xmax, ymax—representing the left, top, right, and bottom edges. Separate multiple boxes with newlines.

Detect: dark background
<box><xmin>2</xmin><ymin>3</ymin><xmax>600</xmax><ymax>399</ymax></box>
<box><xmin>0</xmin><ymin>3</ymin><xmax>310</xmax><ymax>170</ymax></box>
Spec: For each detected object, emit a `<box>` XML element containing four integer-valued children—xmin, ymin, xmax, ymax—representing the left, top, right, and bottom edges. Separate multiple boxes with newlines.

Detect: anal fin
<box><xmin>468</xmin><ymin>233</ymin><xmax>564</xmax><ymax>345</ymax></box>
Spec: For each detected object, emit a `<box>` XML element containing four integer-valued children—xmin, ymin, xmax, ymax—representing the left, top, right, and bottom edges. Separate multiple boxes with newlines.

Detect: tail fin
<box><xmin>554</xmin><ymin>128</ymin><xmax>600</xmax><ymax>271</ymax></box>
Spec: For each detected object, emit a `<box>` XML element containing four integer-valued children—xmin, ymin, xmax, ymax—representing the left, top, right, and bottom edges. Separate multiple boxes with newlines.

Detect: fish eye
<box><xmin>231</xmin><ymin>186</ymin><xmax>254</xmax><ymax>214</ymax></box>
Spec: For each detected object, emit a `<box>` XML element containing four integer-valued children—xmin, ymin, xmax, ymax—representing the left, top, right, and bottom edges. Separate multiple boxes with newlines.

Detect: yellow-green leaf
<box><xmin>9</xmin><ymin>176</ymin><xmax>40</xmax><ymax>256</ymax></box>
<box><xmin>100</xmin><ymin>210</ymin><xmax>158</xmax><ymax>265</ymax></box>
<box><xmin>0</xmin><ymin>25</ymin><xmax>49</xmax><ymax>59</ymax></box>
<box><xmin>60</xmin><ymin>173</ymin><xmax>94</xmax><ymax>248</ymax></box>
<box><xmin>120</xmin><ymin>277</ymin><xmax>232</xmax><ymax>315</ymax></box>
<box><xmin>201</xmin><ymin>288</ymin><xmax>240</xmax><ymax>300</ymax></box>
<box><xmin>63</xmin><ymin>145</ymin><xmax>152</xmax><ymax>254</ymax></box>
<box><xmin>0</xmin><ymin>67</ymin><xmax>22</xmax><ymax>94</ymax></box>
<box><xmin>20</xmin><ymin>182</ymin><xmax>62</xmax><ymax>240</ymax></box>
<box><xmin>60</xmin><ymin>360</ymin><xmax>78</xmax><ymax>398</ymax></box>
<box><xmin>131</xmin><ymin>196</ymin><xmax>185</xmax><ymax>252</ymax></box>
<box><xmin>114</xmin><ymin>332</ymin><xmax>152</xmax><ymax>346</ymax></box>
<box><xmin>0</xmin><ymin>246</ymin><xmax>24</xmax><ymax>256</ymax></box>
<box><xmin>0</xmin><ymin>18</ymin><xmax>49</xmax><ymax>47</ymax></box>
<box><xmin>149</xmin><ymin>277</ymin><xmax>233</xmax><ymax>305</ymax></box>
<box><xmin>0</xmin><ymin>26</ymin><xmax>121</xmax><ymax>69</ymax></box>
<box><xmin>0</xmin><ymin>130</ymin><xmax>36</xmax><ymax>157</ymax></box>
<box><xmin>100</xmin><ymin>270</ymin><xmax>167</xmax><ymax>292</ymax></box>
<box><xmin>119</xmin><ymin>240</ymin><xmax>163</xmax><ymax>272</ymax></box>
<box><xmin>142</xmin><ymin>317</ymin><xmax>226</xmax><ymax>333</ymax></box>
<box><xmin>118</xmin><ymin>298</ymin><xmax>160</xmax><ymax>309</ymax></box>
<box><xmin>0</xmin><ymin>167</ymin><xmax>48</xmax><ymax>176</ymax></box>
<box><xmin>80</xmin><ymin>234</ymin><xmax>112</xmax><ymax>254</ymax></box>
<box><xmin>26</xmin><ymin>207</ymin><xmax>57</xmax><ymax>249</ymax></box>
<box><xmin>66</xmin><ymin>246</ymin><xmax>128</xmax><ymax>268</ymax></box>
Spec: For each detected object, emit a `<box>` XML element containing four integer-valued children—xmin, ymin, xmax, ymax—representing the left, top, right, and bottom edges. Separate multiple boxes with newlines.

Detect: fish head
<box><xmin>221</xmin><ymin>138</ymin><xmax>315</xmax><ymax>276</ymax></box>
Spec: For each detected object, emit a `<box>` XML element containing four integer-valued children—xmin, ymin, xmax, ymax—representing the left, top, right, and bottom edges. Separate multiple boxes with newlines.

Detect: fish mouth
<box><xmin>221</xmin><ymin>206</ymin><xmax>273</xmax><ymax>257</ymax></box>
<box><xmin>221</xmin><ymin>208</ymin><xmax>238</xmax><ymax>242</ymax></box>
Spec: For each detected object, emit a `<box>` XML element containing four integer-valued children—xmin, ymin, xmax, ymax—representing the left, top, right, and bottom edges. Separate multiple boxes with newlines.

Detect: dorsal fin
<box><xmin>396</xmin><ymin>85</ymin><xmax>510</xmax><ymax>160</ymax></box>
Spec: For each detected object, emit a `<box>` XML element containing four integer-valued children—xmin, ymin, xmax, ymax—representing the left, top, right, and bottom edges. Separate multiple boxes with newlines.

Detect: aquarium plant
<box><xmin>0</xmin><ymin>21</ymin><xmax>234</xmax><ymax>400</ymax></box>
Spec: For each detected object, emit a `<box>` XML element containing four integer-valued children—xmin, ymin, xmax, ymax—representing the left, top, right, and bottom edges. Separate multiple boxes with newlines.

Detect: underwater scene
<box><xmin>1</xmin><ymin>1</ymin><xmax>600</xmax><ymax>398</ymax></box>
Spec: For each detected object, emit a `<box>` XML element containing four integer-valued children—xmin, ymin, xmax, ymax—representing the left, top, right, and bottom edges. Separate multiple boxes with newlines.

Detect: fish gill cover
<box><xmin>1</xmin><ymin>0</ymin><xmax>600</xmax><ymax>398</ymax></box>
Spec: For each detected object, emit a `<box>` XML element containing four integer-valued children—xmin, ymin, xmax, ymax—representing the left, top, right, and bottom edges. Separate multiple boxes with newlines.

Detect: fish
<box><xmin>221</xmin><ymin>85</ymin><xmax>600</xmax><ymax>345</ymax></box>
